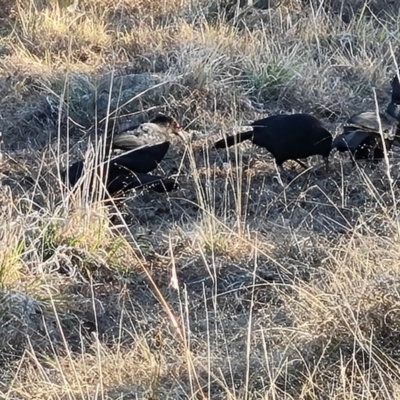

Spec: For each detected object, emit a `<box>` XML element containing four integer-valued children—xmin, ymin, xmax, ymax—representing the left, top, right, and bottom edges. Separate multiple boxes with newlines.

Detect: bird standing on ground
<box><xmin>214</xmin><ymin>113</ymin><xmax>333</xmax><ymax>175</ymax></box>
<box><xmin>332</xmin><ymin>110</ymin><xmax>400</xmax><ymax>161</ymax></box>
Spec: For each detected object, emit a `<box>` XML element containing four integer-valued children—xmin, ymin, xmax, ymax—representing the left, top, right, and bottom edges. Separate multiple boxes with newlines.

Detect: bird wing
<box><xmin>107</xmin><ymin>141</ymin><xmax>168</xmax><ymax>162</ymax></box>
<box><xmin>112</xmin><ymin>131</ymin><xmax>161</xmax><ymax>150</ymax></box>
<box><xmin>333</xmin><ymin>131</ymin><xmax>371</xmax><ymax>152</ymax></box>
<box><xmin>103</xmin><ymin>141</ymin><xmax>170</xmax><ymax>174</ymax></box>
<box><xmin>117</xmin><ymin>122</ymin><xmax>141</xmax><ymax>134</ymax></box>
<box><xmin>112</xmin><ymin>133</ymin><xmax>142</xmax><ymax>149</ymax></box>
<box><xmin>115</xmin><ymin>121</ymin><xmax>153</xmax><ymax>137</ymax></box>
<box><xmin>347</xmin><ymin>111</ymin><xmax>397</xmax><ymax>137</ymax></box>
<box><xmin>114</xmin><ymin>122</ymin><xmax>167</xmax><ymax>148</ymax></box>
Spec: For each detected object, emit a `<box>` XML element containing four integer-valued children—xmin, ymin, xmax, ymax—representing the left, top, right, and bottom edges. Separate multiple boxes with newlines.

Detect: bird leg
<box><xmin>247</xmin><ymin>143</ymin><xmax>257</xmax><ymax>170</ymax></box>
<box><xmin>323</xmin><ymin>156</ymin><xmax>330</xmax><ymax>172</ymax></box>
<box><xmin>274</xmin><ymin>163</ymin><xmax>289</xmax><ymax>187</ymax></box>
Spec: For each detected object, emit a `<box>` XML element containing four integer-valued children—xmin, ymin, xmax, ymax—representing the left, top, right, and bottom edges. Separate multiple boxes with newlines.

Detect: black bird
<box><xmin>108</xmin><ymin>141</ymin><xmax>171</xmax><ymax>174</ymax></box>
<box><xmin>214</xmin><ymin>113</ymin><xmax>333</xmax><ymax>172</ymax></box>
<box><xmin>68</xmin><ymin>163</ymin><xmax>178</xmax><ymax>195</ymax></box>
<box><xmin>63</xmin><ymin>143</ymin><xmax>179</xmax><ymax>198</ymax></box>
<box><xmin>63</xmin><ymin>115</ymin><xmax>184</xmax><ymax>200</ymax></box>
<box><xmin>386</xmin><ymin>72</ymin><xmax>400</xmax><ymax>121</ymax></box>
<box><xmin>332</xmin><ymin>111</ymin><xmax>400</xmax><ymax>161</ymax></box>
<box><xmin>108</xmin><ymin>114</ymin><xmax>184</xmax><ymax>153</ymax></box>
<box><xmin>66</xmin><ymin>142</ymin><xmax>171</xmax><ymax>184</ymax></box>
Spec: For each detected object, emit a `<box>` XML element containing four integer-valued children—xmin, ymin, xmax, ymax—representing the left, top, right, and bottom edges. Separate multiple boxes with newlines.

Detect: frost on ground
<box><xmin>1</xmin><ymin>1</ymin><xmax>400</xmax><ymax>399</ymax></box>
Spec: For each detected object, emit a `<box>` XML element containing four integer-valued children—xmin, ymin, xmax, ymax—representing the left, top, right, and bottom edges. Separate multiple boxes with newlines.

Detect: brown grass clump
<box><xmin>2</xmin><ymin>0</ymin><xmax>400</xmax><ymax>399</ymax></box>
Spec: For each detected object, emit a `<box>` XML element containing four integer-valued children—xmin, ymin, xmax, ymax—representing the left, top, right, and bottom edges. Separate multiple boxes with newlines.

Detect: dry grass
<box><xmin>1</xmin><ymin>0</ymin><xmax>400</xmax><ymax>398</ymax></box>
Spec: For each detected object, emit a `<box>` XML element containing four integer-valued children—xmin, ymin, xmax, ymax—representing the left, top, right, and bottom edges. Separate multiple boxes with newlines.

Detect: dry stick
<box><xmin>132</xmin><ymin>241</ymin><xmax>206</xmax><ymax>397</ymax></box>
<box><xmin>57</xmin><ymin>82</ymin><xmax>68</xmax><ymax>204</ymax></box>
<box><xmin>244</xmin><ymin>242</ymin><xmax>258</xmax><ymax>400</ymax></box>
<box><xmin>389</xmin><ymin>42</ymin><xmax>400</xmax><ymax>83</ymax></box>
<box><xmin>96</xmin><ymin>68</ymin><xmax>125</xmax><ymax>205</ymax></box>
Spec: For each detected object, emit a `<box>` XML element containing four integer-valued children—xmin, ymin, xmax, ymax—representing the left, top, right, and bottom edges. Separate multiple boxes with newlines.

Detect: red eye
<box><xmin>175</xmin><ymin>123</ymin><xmax>181</xmax><ymax>129</ymax></box>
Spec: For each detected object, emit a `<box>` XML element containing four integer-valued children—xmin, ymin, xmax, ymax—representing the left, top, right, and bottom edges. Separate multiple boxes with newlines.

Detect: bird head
<box><xmin>150</xmin><ymin>114</ymin><xmax>185</xmax><ymax>141</ymax></box>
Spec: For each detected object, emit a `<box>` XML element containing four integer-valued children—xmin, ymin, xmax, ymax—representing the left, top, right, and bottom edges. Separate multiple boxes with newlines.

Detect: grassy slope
<box><xmin>1</xmin><ymin>0</ymin><xmax>400</xmax><ymax>398</ymax></box>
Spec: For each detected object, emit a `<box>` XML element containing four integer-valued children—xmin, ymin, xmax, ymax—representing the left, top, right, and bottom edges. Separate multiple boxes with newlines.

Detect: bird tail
<box><xmin>214</xmin><ymin>130</ymin><xmax>254</xmax><ymax>149</ymax></box>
